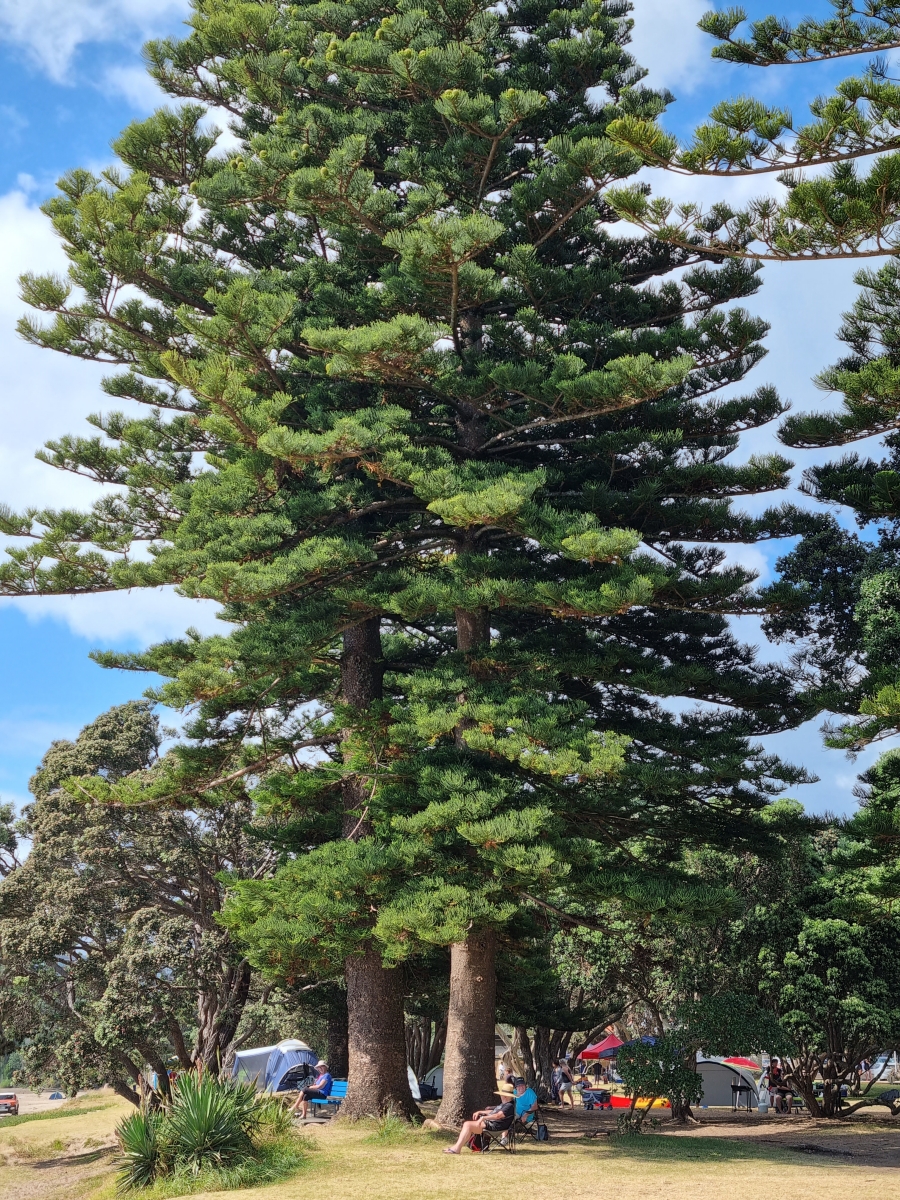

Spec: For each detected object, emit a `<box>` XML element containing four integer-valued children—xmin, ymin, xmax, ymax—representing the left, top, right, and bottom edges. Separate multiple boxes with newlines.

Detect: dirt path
<box><xmin>2</xmin><ymin>1146</ymin><xmax>117</xmax><ymax>1200</ymax></box>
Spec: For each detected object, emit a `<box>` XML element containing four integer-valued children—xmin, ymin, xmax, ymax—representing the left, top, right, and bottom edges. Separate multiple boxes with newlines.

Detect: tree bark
<box><xmin>339</xmin><ymin>618</ymin><xmax>416</xmax><ymax>1119</ymax></box>
<box><xmin>342</xmin><ymin>943</ymin><xmax>418</xmax><ymax>1119</ymax></box>
<box><xmin>516</xmin><ymin>1024</ymin><xmax>536</xmax><ymax>1086</ymax></box>
<box><xmin>434</xmin><ymin>607</ymin><xmax>499</xmax><ymax>1127</ymax></box>
<box><xmin>435</xmin><ymin>927</ymin><xmax>498</xmax><ymax>1126</ymax></box>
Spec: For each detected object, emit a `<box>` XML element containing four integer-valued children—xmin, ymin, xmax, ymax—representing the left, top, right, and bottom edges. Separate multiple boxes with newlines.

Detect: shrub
<box><xmin>166</xmin><ymin>1072</ymin><xmax>257</xmax><ymax>1175</ymax></box>
<box><xmin>115</xmin><ymin>1072</ymin><xmax>305</xmax><ymax>1193</ymax></box>
<box><xmin>117</xmin><ymin>1111</ymin><xmax>163</xmax><ymax>1191</ymax></box>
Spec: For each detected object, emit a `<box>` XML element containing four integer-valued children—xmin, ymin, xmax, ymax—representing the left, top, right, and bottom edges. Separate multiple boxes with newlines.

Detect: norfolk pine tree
<box><xmin>602</xmin><ymin>4</ymin><xmax>900</xmax><ymax>739</ymax></box>
<box><xmin>1</xmin><ymin>0</ymin><xmax>817</xmax><ymax>1119</ymax></box>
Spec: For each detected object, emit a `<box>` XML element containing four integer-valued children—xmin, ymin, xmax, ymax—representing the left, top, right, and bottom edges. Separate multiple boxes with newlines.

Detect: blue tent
<box><xmin>263</xmin><ymin>1040</ymin><xmax>318</xmax><ymax>1092</ymax></box>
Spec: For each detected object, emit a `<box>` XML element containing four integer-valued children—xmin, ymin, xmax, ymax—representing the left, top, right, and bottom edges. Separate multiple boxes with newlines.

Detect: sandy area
<box><xmin>0</xmin><ymin>1090</ymin><xmax>70</xmax><ymax>1118</ymax></box>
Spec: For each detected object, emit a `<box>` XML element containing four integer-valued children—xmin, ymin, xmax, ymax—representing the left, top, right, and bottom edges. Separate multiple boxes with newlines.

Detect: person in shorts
<box><xmin>554</xmin><ymin>1058</ymin><xmax>575</xmax><ymax>1107</ymax></box>
<box><xmin>443</xmin><ymin>1094</ymin><xmax>515</xmax><ymax>1153</ymax></box>
<box><xmin>290</xmin><ymin>1060</ymin><xmax>333</xmax><ymax>1119</ymax></box>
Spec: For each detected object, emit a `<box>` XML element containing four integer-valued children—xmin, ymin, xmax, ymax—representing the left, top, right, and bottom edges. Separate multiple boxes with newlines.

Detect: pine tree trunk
<box><xmin>435</xmin><ymin>928</ymin><xmax>498</xmax><ymax>1126</ymax></box>
<box><xmin>342</xmin><ymin>943</ymin><xmax>418</xmax><ymax>1119</ymax></box>
<box><xmin>339</xmin><ymin>618</ymin><xmax>416</xmax><ymax>1119</ymax></box>
<box><xmin>534</xmin><ymin>1025</ymin><xmax>552</xmax><ymax>1093</ymax></box>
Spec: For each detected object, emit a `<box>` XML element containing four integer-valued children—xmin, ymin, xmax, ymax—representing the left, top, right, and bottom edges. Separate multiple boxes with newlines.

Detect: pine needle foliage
<box><xmin>0</xmin><ymin>1</ymin><xmax>816</xmax><ymax>970</ymax></box>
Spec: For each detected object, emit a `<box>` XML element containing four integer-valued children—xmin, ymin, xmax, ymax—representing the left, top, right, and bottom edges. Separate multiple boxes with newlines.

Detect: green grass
<box><xmin>362</xmin><ymin>1112</ymin><xmax>418</xmax><ymax>1147</ymax></box>
<box><xmin>0</xmin><ymin>1103</ymin><xmax>109</xmax><ymax>1129</ymax></box>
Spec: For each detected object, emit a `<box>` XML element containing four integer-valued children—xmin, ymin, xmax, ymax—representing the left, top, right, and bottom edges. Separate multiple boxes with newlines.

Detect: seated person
<box><xmin>289</xmin><ymin>1060</ymin><xmax>333</xmax><ymax>1119</ymax></box>
<box><xmin>443</xmin><ymin>1094</ymin><xmax>515</xmax><ymax>1154</ymax></box>
<box><xmin>512</xmin><ymin>1077</ymin><xmax>538</xmax><ymax>1125</ymax></box>
<box><xmin>767</xmin><ymin>1057</ymin><xmax>793</xmax><ymax>1114</ymax></box>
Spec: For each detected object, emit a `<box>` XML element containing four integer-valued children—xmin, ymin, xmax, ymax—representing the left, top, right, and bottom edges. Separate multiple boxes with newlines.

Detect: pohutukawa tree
<box><xmin>0</xmin><ymin>0</ymin><xmax>817</xmax><ymax>1121</ymax></box>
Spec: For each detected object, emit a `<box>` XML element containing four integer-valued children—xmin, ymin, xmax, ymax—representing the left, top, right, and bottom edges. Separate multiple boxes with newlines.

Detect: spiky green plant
<box><xmin>117</xmin><ymin>1110</ymin><xmax>163</xmax><ymax>1192</ymax></box>
<box><xmin>166</xmin><ymin>1073</ymin><xmax>258</xmax><ymax>1175</ymax></box>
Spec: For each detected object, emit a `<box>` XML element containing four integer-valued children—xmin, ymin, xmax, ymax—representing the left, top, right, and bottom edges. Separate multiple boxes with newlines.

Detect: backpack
<box><xmin>468</xmin><ymin>1133</ymin><xmax>489</xmax><ymax>1152</ymax></box>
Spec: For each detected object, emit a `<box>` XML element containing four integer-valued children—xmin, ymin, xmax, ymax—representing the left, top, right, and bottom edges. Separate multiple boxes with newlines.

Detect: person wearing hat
<box><xmin>512</xmin><ymin>1077</ymin><xmax>538</xmax><ymax>1126</ymax></box>
<box><xmin>442</xmin><ymin>1086</ymin><xmax>517</xmax><ymax>1154</ymax></box>
<box><xmin>290</xmin><ymin>1060</ymin><xmax>333</xmax><ymax>1119</ymax></box>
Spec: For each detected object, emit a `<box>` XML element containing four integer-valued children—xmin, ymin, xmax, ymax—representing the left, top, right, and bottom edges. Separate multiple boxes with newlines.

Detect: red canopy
<box><xmin>580</xmin><ymin>1034</ymin><xmax>623</xmax><ymax>1060</ymax></box>
<box><xmin>724</xmin><ymin>1056</ymin><xmax>761</xmax><ymax>1071</ymax></box>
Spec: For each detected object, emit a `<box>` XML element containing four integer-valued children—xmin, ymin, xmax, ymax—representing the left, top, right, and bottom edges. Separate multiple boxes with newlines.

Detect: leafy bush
<box><xmin>617</xmin><ymin>1034</ymin><xmax>703</xmax><ymax>1131</ymax></box>
<box><xmin>115</xmin><ymin>1072</ymin><xmax>305</xmax><ymax>1193</ymax></box>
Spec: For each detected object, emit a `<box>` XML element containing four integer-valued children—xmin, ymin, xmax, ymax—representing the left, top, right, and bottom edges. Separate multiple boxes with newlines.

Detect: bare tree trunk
<box><xmin>534</xmin><ymin>1025</ymin><xmax>553</xmax><ymax>1094</ymax></box>
<box><xmin>339</xmin><ymin>619</ymin><xmax>416</xmax><ymax>1119</ymax></box>
<box><xmin>427</xmin><ymin>1017</ymin><xmax>447</xmax><ymax>1073</ymax></box>
<box><xmin>342</xmin><ymin>943</ymin><xmax>417</xmax><ymax>1119</ymax></box>
<box><xmin>434</xmin><ymin>606</ymin><xmax>499</xmax><ymax>1127</ymax></box>
<box><xmin>516</xmin><ymin>1025</ymin><xmax>536</xmax><ymax>1086</ymax></box>
<box><xmin>435</xmin><ymin>928</ymin><xmax>498</xmax><ymax>1127</ymax></box>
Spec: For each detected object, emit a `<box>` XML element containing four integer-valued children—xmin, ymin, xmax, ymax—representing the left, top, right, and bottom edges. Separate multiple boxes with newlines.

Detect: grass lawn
<box><xmin>1</xmin><ymin>1095</ymin><xmax>894</xmax><ymax>1200</ymax></box>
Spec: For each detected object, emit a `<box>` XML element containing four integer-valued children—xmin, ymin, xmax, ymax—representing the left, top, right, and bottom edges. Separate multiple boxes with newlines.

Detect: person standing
<box><xmin>554</xmin><ymin>1059</ymin><xmax>575</xmax><ymax>1108</ymax></box>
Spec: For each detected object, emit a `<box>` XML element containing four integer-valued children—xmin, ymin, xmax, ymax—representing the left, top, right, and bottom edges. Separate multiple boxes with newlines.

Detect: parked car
<box><xmin>0</xmin><ymin>1092</ymin><xmax>19</xmax><ymax>1116</ymax></box>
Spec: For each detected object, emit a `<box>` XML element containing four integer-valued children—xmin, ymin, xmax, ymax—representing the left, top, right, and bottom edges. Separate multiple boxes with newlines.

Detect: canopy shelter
<box><xmin>580</xmin><ymin>1034</ymin><xmax>623</xmax><ymax>1060</ymax></box>
<box><xmin>697</xmin><ymin>1059</ymin><xmax>759</xmax><ymax>1107</ymax></box>
<box><xmin>264</xmin><ymin>1040</ymin><xmax>318</xmax><ymax>1092</ymax></box>
<box><xmin>585</xmin><ymin>1035</ymin><xmax>656</xmax><ymax>1061</ymax></box>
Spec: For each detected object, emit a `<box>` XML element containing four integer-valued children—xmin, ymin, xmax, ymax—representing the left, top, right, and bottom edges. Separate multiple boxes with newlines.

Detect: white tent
<box><xmin>697</xmin><ymin>1059</ymin><xmax>759</xmax><ymax>1107</ymax></box>
<box><xmin>423</xmin><ymin>1065</ymin><xmax>443</xmax><ymax>1097</ymax></box>
<box><xmin>231</xmin><ymin>1044</ymin><xmax>278</xmax><ymax>1087</ymax></box>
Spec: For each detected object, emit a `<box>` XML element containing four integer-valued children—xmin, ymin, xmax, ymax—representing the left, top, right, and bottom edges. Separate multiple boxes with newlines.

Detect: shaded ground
<box><xmin>538</xmin><ymin>1101</ymin><xmax>900</xmax><ymax>1168</ymax></box>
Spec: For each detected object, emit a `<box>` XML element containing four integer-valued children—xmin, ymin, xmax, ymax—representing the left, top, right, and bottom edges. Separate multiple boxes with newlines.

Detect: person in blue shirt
<box><xmin>290</xmin><ymin>1061</ymin><xmax>333</xmax><ymax>1119</ymax></box>
<box><xmin>512</xmin><ymin>1077</ymin><xmax>538</xmax><ymax>1125</ymax></box>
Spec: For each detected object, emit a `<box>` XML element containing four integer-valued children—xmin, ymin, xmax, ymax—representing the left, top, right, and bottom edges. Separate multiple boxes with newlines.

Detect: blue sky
<box><xmin>0</xmin><ymin>0</ymin><xmax>892</xmax><ymax>814</ymax></box>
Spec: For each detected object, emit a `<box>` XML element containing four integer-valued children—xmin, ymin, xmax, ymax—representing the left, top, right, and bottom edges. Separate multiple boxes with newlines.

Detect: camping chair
<box><xmin>514</xmin><ymin>1103</ymin><xmax>548</xmax><ymax>1143</ymax></box>
<box><xmin>478</xmin><ymin>1121</ymin><xmax>518</xmax><ymax>1153</ymax></box>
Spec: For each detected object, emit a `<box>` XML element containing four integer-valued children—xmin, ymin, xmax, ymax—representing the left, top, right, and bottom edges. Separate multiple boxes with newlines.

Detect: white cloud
<box><xmin>629</xmin><ymin>0</ymin><xmax>715</xmax><ymax>94</ymax></box>
<box><xmin>0</xmin><ymin>187</ymin><xmax>226</xmax><ymax>645</ymax></box>
<box><xmin>1</xmin><ymin>588</ymin><xmax>223</xmax><ymax>646</ymax></box>
<box><xmin>104</xmin><ymin>63</ymin><xmax>169</xmax><ymax>112</ymax></box>
<box><xmin>0</xmin><ymin>0</ymin><xmax>190</xmax><ymax>82</ymax></box>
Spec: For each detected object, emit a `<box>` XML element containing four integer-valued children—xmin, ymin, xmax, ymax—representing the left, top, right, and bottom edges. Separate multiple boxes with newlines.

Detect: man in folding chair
<box><xmin>443</xmin><ymin>1092</ymin><xmax>516</xmax><ymax>1154</ymax></box>
<box><xmin>511</xmin><ymin>1076</ymin><xmax>541</xmax><ymax>1141</ymax></box>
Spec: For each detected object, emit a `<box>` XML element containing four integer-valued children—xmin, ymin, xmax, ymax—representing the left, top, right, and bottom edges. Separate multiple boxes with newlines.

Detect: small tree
<box><xmin>617</xmin><ymin>1034</ymin><xmax>702</xmax><ymax>1132</ymax></box>
<box><xmin>0</xmin><ymin>704</ymin><xmax>284</xmax><ymax>1103</ymax></box>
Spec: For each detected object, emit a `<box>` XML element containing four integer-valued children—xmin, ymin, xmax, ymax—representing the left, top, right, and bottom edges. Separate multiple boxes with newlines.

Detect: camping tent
<box><xmin>697</xmin><ymin>1059</ymin><xmax>759</xmax><ymax>1107</ymax></box>
<box><xmin>580</xmin><ymin>1034</ymin><xmax>623</xmax><ymax>1060</ymax></box>
<box><xmin>264</xmin><ymin>1040</ymin><xmax>318</xmax><ymax>1092</ymax></box>
<box><xmin>423</xmin><ymin>1065</ymin><xmax>443</xmax><ymax>1097</ymax></box>
<box><xmin>231</xmin><ymin>1044</ymin><xmax>278</xmax><ymax>1087</ymax></box>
